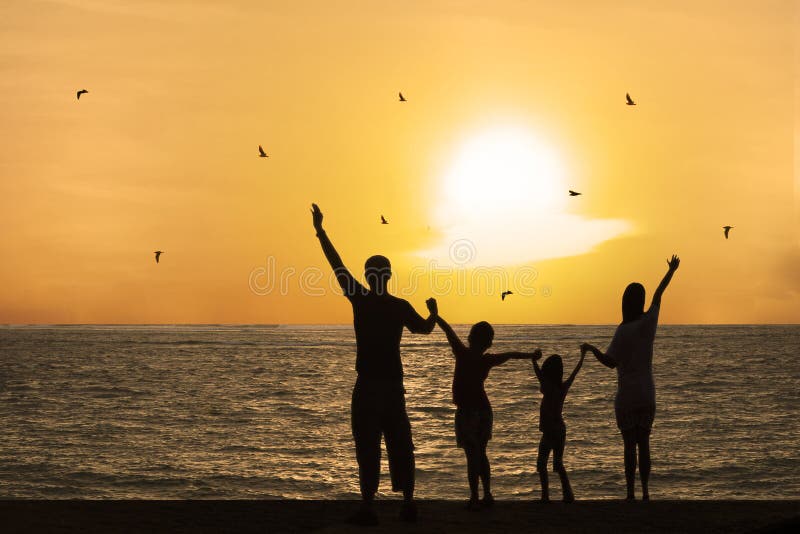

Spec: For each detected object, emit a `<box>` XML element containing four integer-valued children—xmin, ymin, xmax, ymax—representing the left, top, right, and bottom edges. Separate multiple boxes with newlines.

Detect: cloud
<box><xmin>419</xmin><ymin>212</ymin><xmax>631</xmax><ymax>267</ymax></box>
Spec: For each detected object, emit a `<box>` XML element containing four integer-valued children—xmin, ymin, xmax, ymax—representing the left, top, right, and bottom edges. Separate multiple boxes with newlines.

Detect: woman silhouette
<box><xmin>582</xmin><ymin>255</ymin><xmax>680</xmax><ymax>501</ymax></box>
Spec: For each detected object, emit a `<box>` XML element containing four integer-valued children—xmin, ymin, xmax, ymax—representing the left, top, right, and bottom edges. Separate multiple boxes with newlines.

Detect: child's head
<box><xmin>467</xmin><ymin>321</ymin><xmax>494</xmax><ymax>352</ymax></box>
<box><xmin>541</xmin><ymin>354</ymin><xmax>564</xmax><ymax>385</ymax></box>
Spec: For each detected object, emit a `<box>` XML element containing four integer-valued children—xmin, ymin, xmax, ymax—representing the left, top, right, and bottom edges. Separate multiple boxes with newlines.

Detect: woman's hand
<box><xmin>666</xmin><ymin>254</ymin><xmax>680</xmax><ymax>272</ymax></box>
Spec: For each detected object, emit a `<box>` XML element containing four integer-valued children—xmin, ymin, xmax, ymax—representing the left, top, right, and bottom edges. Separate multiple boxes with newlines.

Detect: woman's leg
<box><xmin>622</xmin><ymin>428</ymin><xmax>638</xmax><ymax>500</ymax></box>
<box><xmin>637</xmin><ymin>427</ymin><xmax>651</xmax><ymax>500</ymax></box>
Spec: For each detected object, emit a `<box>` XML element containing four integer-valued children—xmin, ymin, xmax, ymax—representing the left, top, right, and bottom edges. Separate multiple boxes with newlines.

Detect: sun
<box><xmin>440</xmin><ymin>126</ymin><xmax>566</xmax><ymax>223</ymax></box>
<box><xmin>422</xmin><ymin>125</ymin><xmax>630</xmax><ymax>266</ymax></box>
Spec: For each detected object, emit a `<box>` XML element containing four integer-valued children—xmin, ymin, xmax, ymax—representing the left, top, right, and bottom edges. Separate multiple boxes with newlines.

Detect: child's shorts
<box><xmin>455</xmin><ymin>408</ymin><xmax>493</xmax><ymax>448</ymax></box>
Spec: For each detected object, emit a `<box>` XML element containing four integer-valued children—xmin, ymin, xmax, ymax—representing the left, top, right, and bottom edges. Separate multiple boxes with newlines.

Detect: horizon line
<box><xmin>2</xmin><ymin>322</ymin><xmax>799</xmax><ymax>327</ymax></box>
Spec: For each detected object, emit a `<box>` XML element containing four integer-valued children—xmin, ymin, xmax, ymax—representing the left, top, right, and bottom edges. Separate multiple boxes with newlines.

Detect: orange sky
<box><xmin>0</xmin><ymin>0</ymin><xmax>797</xmax><ymax>324</ymax></box>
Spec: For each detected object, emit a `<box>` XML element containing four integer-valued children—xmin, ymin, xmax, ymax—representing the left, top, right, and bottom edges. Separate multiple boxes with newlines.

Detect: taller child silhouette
<box><xmin>311</xmin><ymin>204</ymin><xmax>437</xmax><ymax>525</ymax></box>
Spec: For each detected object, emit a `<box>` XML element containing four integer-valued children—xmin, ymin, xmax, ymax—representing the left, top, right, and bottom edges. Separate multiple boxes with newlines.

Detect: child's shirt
<box><xmin>539</xmin><ymin>381</ymin><xmax>568</xmax><ymax>433</ymax></box>
<box><xmin>451</xmin><ymin>346</ymin><xmax>506</xmax><ymax>411</ymax></box>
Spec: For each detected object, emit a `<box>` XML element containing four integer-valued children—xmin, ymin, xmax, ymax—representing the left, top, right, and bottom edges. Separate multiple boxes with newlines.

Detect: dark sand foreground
<box><xmin>1</xmin><ymin>500</ymin><xmax>798</xmax><ymax>533</ymax></box>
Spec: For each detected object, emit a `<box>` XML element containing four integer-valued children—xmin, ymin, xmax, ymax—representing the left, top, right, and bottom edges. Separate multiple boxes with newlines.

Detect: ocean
<box><xmin>1</xmin><ymin>324</ymin><xmax>798</xmax><ymax>500</ymax></box>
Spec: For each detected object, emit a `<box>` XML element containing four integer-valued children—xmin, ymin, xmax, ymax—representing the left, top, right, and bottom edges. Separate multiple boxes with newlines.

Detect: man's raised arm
<box><xmin>405</xmin><ymin>298</ymin><xmax>438</xmax><ymax>335</ymax></box>
<box><xmin>311</xmin><ymin>203</ymin><xmax>361</xmax><ymax>296</ymax></box>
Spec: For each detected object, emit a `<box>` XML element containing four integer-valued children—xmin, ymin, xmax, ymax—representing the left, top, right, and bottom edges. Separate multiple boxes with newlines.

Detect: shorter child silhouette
<box><xmin>532</xmin><ymin>347</ymin><xmax>586</xmax><ymax>503</ymax></box>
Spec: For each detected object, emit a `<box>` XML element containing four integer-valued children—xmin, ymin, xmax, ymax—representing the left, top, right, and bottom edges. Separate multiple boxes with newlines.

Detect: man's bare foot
<box><xmin>466</xmin><ymin>497</ymin><xmax>481</xmax><ymax>511</ymax></box>
<box><xmin>563</xmin><ymin>494</ymin><xmax>575</xmax><ymax>503</ymax></box>
<box><xmin>482</xmin><ymin>493</ymin><xmax>495</xmax><ymax>508</ymax></box>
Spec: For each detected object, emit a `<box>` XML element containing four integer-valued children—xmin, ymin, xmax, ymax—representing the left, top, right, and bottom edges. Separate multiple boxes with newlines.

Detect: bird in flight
<box><xmin>501</xmin><ymin>290</ymin><xmax>513</xmax><ymax>301</ymax></box>
<box><xmin>723</xmin><ymin>226</ymin><xmax>733</xmax><ymax>239</ymax></box>
<box><xmin>398</xmin><ymin>92</ymin><xmax>406</xmax><ymax>102</ymax></box>
<box><xmin>569</xmin><ymin>190</ymin><xmax>581</xmax><ymax>196</ymax></box>
<box><xmin>154</xmin><ymin>251</ymin><xmax>163</xmax><ymax>263</ymax></box>
<box><xmin>258</xmin><ymin>145</ymin><xmax>268</xmax><ymax>158</ymax></box>
<box><xmin>76</xmin><ymin>89</ymin><xmax>88</xmax><ymax>100</ymax></box>
<box><xmin>381</xmin><ymin>215</ymin><xmax>388</xmax><ymax>225</ymax></box>
<box><xmin>626</xmin><ymin>93</ymin><xmax>636</xmax><ymax>106</ymax></box>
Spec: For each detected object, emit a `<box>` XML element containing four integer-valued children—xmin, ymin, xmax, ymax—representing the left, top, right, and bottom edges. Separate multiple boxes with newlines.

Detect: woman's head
<box><xmin>541</xmin><ymin>354</ymin><xmax>563</xmax><ymax>385</ymax></box>
<box><xmin>621</xmin><ymin>282</ymin><xmax>646</xmax><ymax>323</ymax></box>
<box><xmin>468</xmin><ymin>321</ymin><xmax>494</xmax><ymax>352</ymax></box>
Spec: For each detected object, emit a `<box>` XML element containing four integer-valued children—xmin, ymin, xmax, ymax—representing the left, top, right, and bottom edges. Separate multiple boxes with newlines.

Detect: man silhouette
<box><xmin>311</xmin><ymin>204</ymin><xmax>437</xmax><ymax>525</ymax></box>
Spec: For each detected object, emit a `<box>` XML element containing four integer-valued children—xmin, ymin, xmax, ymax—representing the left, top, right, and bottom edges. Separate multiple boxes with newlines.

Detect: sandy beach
<box><xmin>2</xmin><ymin>500</ymin><xmax>798</xmax><ymax>533</ymax></box>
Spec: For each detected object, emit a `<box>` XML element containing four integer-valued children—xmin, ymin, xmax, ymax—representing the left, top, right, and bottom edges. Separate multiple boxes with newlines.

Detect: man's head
<box><xmin>364</xmin><ymin>255</ymin><xmax>392</xmax><ymax>291</ymax></box>
<box><xmin>468</xmin><ymin>321</ymin><xmax>494</xmax><ymax>353</ymax></box>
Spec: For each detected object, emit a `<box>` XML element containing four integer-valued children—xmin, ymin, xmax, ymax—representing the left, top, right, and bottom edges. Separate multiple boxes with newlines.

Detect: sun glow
<box><xmin>442</xmin><ymin>127</ymin><xmax>567</xmax><ymax>219</ymax></box>
<box><xmin>422</xmin><ymin>126</ymin><xmax>630</xmax><ymax>266</ymax></box>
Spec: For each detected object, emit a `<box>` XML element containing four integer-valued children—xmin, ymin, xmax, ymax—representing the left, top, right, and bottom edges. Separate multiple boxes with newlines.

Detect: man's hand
<box><xmin>532</xmin><ymin>349</ymin><xmax>543</xmax><ymax>361</ymax></box>
<box><xmin>311</xmin><ymin>203</ymin><xmax>324</xmax><ymax>233</ymax></box>
<box><xmin>426</xmin><ymin>298</ymin><xmax>438</xmax><ymax>317</ymax></box>
<box><xmin>667</xmin><ymin>254</ymin><xmax>680</xmax><ymax>272</ymax></box>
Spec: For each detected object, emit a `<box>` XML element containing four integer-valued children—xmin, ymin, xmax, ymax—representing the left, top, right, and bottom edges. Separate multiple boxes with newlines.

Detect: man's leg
<box><xmin>349</xmin><ymin>381</ymin><xmax>381</xmax><ymax>525</ymax></box>
<box><xmin>384</xmin><ymin>385</ymin><xmax>416</xmax><ymax>522</ymax></box>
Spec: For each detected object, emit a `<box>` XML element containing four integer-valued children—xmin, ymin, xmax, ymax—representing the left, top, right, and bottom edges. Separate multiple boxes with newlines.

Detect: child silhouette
<box><xmin>531</xmin><ymin>348</ymin><xmax>586</xmax><ymax>503</ymax></box>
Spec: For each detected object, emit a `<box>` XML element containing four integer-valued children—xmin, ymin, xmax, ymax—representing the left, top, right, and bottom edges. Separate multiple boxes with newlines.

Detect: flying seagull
<box><xmin>569</xmin><ymin>190</ymin><xmax>581</xmax><ymax>196</ymax></box>
<box><xmin>626</xmin><ymin>93</ymin><xmax>636</xmax><ymax>106</ymax></box>
<box><xmin>154</xmin><ymin>251</ymin><xmax>163</xmax><ymax>263</ymax></box>
<box><xmin>258</xmin><ymin>145</ymin><xmax>268</xmax><ymax>158</ymax></box>
<box><xmin>381</xmin><ymin>215</ymin><xmax>388</xmax><ymax>225</ymax></box>
<box><xmin>723</xmin><ymin>226</ymin><xmax>733</xmax><ymax>239</ymax></box>
<box><xmin>398</xmin><ymin>92</ymin><xmax>406</xmax><ymax>102</ymax></box>
<box><xmin>76</xmin><ymin>89</ymin><xmax>88</xmax><ymax>100</ymax></box>
<box><xmin>501</xmin><ymin>290</ymin><xmax>513</xmax><ymax>301</ymax></box>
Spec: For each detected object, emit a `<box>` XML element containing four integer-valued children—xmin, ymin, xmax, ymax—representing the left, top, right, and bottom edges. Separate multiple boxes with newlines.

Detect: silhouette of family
<box><xmin>311</xmin><ymin>204</ymin><xmax>680</xmax><ymax>525</ymax></box>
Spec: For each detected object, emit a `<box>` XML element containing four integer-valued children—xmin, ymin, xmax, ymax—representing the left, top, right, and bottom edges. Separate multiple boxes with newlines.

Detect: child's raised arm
<box><xmin>486</xmin><ymin>348</ymin><xmax>542</xmax><ymax>368</ymax></box>
<box><xmin>563</xmin><ymin>347</ymin><xmax>586</xmax><ymax>391</ymax></box>
<box><xmin>436</xmin><ymin>316</ymin><xmax>466</xmax><ymax>354</ymax></box>
<box><xmin>531</xmin><ymin>350</ymin><xmax>544</xmax><ymax>381</ymax></box>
